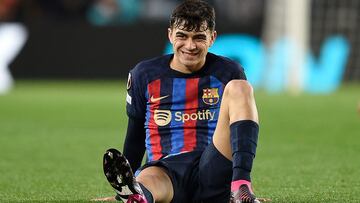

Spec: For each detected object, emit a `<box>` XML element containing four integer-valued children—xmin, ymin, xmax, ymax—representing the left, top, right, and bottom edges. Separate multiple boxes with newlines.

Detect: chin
<box><xmin>182</xmin><ymin>60</ymin><xmax>197</xmax><ymax>66</ymax></box>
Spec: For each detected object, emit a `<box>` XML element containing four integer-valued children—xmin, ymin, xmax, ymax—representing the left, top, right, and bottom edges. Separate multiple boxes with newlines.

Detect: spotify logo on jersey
<box><xmin>154</xmin><ymin>110</ymin><xmax>172</xmax><ymax>126</ymax></box>
<box><xmin>153</xmin><ymin>109</ymin><xmax>216</xmax><ymax>126</ymax></box>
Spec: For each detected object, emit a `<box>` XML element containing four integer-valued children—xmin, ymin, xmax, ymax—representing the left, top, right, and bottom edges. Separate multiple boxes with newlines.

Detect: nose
<box><xmin>184</xmin><ymin>38</ymin><xmax>196</xmax><ymax>50</ymax></box>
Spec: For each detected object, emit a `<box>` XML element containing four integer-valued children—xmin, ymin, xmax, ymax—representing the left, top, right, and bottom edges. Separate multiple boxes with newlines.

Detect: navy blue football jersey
<box><xmin>126</xmin><ymin>53</ymin><xmax>246</xmax><ymax>161</ymax></box>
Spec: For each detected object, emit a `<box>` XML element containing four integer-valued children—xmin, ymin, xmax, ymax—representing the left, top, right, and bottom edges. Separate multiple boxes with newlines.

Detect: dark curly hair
<box><xmin>170</xmin><ymin>0</ymin><xmax>216</xmax><ymax>32</ymax></box>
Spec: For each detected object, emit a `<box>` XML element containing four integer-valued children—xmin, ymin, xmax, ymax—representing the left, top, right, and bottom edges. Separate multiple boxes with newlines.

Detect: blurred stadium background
<box><xmin>0</xmin><ymin>0</ymin><xmax>359</xmax><ymax>202</ymax></box>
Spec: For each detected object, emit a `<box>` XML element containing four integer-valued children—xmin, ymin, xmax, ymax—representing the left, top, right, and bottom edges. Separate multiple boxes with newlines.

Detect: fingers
<box><xmin>90</xmin><ymin>196</ymin><xmax>116</xmax><ymax>202</ymax></box>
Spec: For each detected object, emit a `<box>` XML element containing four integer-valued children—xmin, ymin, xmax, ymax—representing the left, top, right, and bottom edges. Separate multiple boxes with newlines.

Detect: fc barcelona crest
<box><xmin>202</xmin><ymin>88</ymin><xmax>219</xmax><ymax>105</ymax></box>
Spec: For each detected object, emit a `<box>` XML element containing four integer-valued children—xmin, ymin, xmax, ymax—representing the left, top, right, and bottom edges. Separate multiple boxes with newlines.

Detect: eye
<box><xmin>175</xmin><ymin>33</ymin><xmax>186</xmax><ymax>39</ymax></box>
<box><xmin>194</xmin><ymin>35</ymin><xmax>207</xmax><ymax>41</ymax></box>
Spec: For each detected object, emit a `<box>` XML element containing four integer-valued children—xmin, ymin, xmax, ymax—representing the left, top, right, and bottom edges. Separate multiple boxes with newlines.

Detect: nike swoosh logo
<box><xmin>150</xmin><ymin>95</ymin><xmax>169</xmax><ymax>102</ymax></box>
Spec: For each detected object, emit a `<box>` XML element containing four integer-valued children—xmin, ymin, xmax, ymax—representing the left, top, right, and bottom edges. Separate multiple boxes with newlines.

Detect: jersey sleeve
<box><xmin>232</xmin><ymin>63</ymin><xmax>247</xmax><ymax>80</ymax></box>
<box><xmin>123</xmin><ymin>116</ymin><xmax>146</xmax><ymax>172</ymax></box>
<box><xmin>126</xmin><ymin>66</ymin><xmax>147</xmax><ymax>119</ymax></box>
<box><xmin>213</xmin><ymin>54</ymin><xmax>247</xmax><ymax>83</ymax></box>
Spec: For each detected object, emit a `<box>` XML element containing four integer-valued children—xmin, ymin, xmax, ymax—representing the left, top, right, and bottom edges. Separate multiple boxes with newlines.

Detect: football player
<box><xmin>97</xmin><ymin>1</ymin><xmax>264</xmax><ymax>202</ymax></box>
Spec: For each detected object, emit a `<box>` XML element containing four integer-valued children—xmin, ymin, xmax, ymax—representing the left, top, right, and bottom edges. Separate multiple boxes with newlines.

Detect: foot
<box><xmin>230</xmin><ymin>180</ymin><xmax>259</xmax><ymax>203</ymax></box>
<box><xmin>103</xmin><ymin>148</ymin><xmax>147</xmax><ymax>203</ymax></box>
<box><xmin>126</xmin><ymin>194</ymin><xmax>148</xmax><ymax>203</ymax></box>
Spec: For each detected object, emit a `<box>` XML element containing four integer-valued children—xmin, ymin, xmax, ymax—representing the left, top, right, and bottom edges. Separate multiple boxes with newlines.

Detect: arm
<box><xmin>122</xmin><ymin>116</ymin><xmax>146</xmax><ymax>172</ymax></box>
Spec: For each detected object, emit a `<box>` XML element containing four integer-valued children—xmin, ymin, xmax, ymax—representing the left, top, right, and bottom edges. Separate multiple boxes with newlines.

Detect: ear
<box><xmin>209</xmin><ymin>30</ymin><xmax>217</xmax><ymax>46</ymax></box>
<box><xmin>168</xmin><ymin>28</ymin><xmax>174</xmax><ymax>44</ymax></box>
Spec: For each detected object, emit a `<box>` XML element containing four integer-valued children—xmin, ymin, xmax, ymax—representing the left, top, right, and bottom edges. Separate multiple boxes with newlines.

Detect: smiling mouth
<box><xmin>182</xmin><ymin>51</ymin><xmax>198</xmax><ymax>57</ymax></box>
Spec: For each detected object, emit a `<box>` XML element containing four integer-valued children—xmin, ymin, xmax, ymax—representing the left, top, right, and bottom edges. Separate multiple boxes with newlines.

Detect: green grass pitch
<box><xmin>0</xmin><ymin>80</ymin><xmax>359</xmax><ymax>202</ymax></box>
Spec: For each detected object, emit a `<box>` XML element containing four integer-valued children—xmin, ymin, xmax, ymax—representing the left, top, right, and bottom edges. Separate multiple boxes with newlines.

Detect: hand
<box><xmin>91</xmin><ymin>196</ymin><xmax>117</xmax><ymax>202</ymax></box>
<box><xmin>256</xmin><ymin>197</ymin><xmax>272</xmax><ymax>202</ymax></box>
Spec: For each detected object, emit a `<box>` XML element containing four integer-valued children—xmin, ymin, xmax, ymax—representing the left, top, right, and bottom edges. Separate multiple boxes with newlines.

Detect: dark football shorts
<box><xmin>138</xmin><ymin>142</ymin><xmax>233</xmax><ymax>203</ymax></box>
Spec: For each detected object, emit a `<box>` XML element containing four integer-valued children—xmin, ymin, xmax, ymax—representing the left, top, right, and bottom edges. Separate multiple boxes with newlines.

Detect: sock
<box><xmin>230</xmin><ymin>120</ymin><xmax>259</xmax><ymax>182</ymax></box>
<box><xmin>139</xmin><ymin>183</ymin><xmax>154</xmax><ymax>203</ymax></box>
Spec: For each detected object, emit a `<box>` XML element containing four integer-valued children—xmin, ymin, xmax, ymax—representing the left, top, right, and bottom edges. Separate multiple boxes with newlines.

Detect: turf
<box><xmin>0</xmin><ymin>80</ymin><xmax>359</xmax><ymax>202</ymax></box>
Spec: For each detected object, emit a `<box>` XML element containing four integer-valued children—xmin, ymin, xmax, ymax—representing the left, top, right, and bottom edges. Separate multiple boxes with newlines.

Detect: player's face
<box><xmin>168</xmin><ymin>23</ymin><xmax>216</xmax><ymax>73</ymax></box>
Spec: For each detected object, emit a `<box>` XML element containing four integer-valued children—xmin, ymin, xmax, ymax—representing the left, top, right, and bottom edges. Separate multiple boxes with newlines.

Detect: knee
<box><xmin>224</xmin><ymin>80</ymin><xmax>254</xmax><ymax>100</ymax></box>
<box><xmin>136</xmin><ymin>166</ymin><xmax>174</xmax><ymax>201</ymax></box>
<box><xmin>136</xmin><ymin>166</ymin><xmax>173</xmax><ymax>189</ymax></box>
<box><xmin>137</xmin><ymin>167</ymin><xmax>166</xmax><ymax>183</ymax></box>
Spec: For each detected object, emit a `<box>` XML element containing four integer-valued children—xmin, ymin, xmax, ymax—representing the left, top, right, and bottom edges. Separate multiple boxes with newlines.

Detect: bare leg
<box><xmin>136</xmin><ymin>166</ymin><xmax>174</xmax><ymax>203</ymax></box>
<box><xmin>212</xmin><ymin>80</ymin><xmax>260</xmax><ymax>203</ymax></box>
<box><xmin>213</xmin><ymin>80</ymin><xmax>258</xmax><ymax>163</ymax></box>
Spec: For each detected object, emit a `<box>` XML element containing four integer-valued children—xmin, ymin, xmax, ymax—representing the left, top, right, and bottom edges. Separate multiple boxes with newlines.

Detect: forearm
<box><xmin>123</xmin><ymin>116</ymin><xmax>146</xmax><ymax>172</ymax></box>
